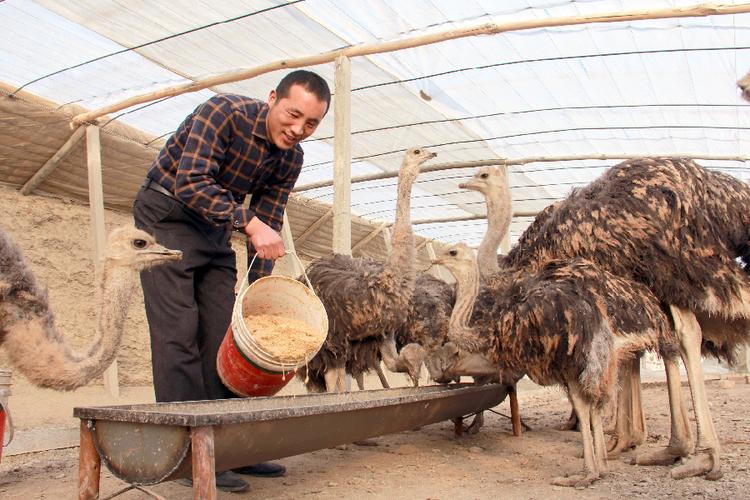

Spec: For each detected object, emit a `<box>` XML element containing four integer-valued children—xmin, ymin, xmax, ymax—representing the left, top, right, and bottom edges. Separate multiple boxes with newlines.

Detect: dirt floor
<box><xmin>1</xmin><ymin>372</ymin><xmax>749</xmax><ymax>499</ymax></box>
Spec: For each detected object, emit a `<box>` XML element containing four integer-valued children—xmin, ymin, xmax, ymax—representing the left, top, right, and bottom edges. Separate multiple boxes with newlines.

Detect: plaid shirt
<box><xmin>147</xmin><ymin>94</ymin><xmax>303</xmax><ymax>280</ymax></box>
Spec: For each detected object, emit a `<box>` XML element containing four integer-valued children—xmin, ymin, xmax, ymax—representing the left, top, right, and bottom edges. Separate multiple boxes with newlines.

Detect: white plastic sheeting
<box><xmin>2</xmin><ymin>0</ymin><xmax>750</xmax><ymax>245</ymax></box>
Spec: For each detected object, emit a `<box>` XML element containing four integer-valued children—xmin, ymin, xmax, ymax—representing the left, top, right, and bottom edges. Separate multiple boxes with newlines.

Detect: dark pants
<box><xmin>133</xmin><ymin>185</ymin><xmax>237</xmax><ymax>402</ymax></box>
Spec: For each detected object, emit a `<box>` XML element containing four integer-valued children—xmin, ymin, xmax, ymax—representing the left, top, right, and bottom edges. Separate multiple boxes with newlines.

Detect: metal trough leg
<box><xmin>79</xmin><ymin>420</ymin><xmax>101</xmax><ymax>500</ymax></box>
<box><xmin>191</xmin><ymin>425</ymin><xmax>217</xmax><ymax>499</ymax></box>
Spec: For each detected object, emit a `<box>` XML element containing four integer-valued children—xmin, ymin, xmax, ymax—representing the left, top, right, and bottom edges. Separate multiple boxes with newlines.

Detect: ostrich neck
<box><xmin>477</xmin><ymin>186</ymin><xmax>512</xmax><ymax>280</ymax></box>
<box><xmin>36</xmin><ymin>264</ymin><xmax>132</xmax><ymax>389</ymax></box>
<box><xmin>385</xmin><ymin>166</ymin><xmax>416</xmax><ymax>280</ymax></box>
<box><xmin>450</xmin><ymin>263</ymin><xmax>480</xmax><ymax>332</ymax></box>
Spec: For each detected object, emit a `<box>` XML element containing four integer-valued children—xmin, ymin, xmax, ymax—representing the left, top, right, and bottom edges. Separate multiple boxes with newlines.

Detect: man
<box><xmin>133</xmin><ymin>70</ymin><xmax>330</xmax><ymax>493</ymax></box>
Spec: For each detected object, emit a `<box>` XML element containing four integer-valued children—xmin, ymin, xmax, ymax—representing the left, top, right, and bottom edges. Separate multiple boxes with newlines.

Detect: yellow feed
<box><xmin>244</xmin><ymin>314</ymin><xmax>324</xmax><ymax>363</ymax></box>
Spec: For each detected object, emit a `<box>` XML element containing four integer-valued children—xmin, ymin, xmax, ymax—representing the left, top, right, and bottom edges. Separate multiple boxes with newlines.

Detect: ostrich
<box><xmin>440</xmin><ymin>165</ymin><xmax>523</xmax><ymax>435</ymax></box>
<box><xmin>480</xmin><ymin>157</ymin><xmax>750</xmax><ymax>480</ymax></box>
<box><xmin>296</xmin><ymin>147</ymin><xmax>437</xmax><ymax>393</ymax></box>
<box><xmin>0</xmin><ymin>226</ymin><xmax>181</xmax><ymax>390</ymax></box>
<box><xmin>433</xmin><ymin>243</ymin><xmax>675</xmax><ymax>486</ymax></box>
<box><xmin>737</xmin><ymin>69</ymin><xmax>750</xmax><ymax>102</ymax></box>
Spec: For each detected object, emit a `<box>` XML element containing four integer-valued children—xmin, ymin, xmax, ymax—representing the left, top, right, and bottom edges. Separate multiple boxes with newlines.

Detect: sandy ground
<box><xmin>1</xmin><ymin>373</ymin><xmax>749</xmax><ymax>499</ymax></box>
<box><xmin>1</xmin><ymin>184</ymin><xmax>750</xmax><ymax>499</ymax></box>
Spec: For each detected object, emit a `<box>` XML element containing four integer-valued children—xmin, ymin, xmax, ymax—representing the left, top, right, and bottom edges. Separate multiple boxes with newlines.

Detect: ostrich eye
<box><xmin>479</xmin><ymin>173</ymin><xmax>489</xmax><ymax>179</ymax></box>
<box><xmin>133</xmin><ymin>239</ymin><xmax>148</xmax><ymax>249</ymax></box>
<box><xmin>413</xmin><ymin>149</ymin><xmax>421</xmax><ymax>155</ymax></box>
<box><xmin>449</xmin><ymin>249</ymin><xmax>457</xmax><ymax>256</ymax></box>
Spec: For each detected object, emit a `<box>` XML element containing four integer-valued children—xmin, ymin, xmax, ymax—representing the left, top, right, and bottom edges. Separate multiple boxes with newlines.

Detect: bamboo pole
<box><xmin>294</xmin><ymin>153</ymin><xmax>750</xmax><ymax>192</ymax></box>
<box><xmin>71</xmin><ymin>3</ymin><xmax>750</xmax><ymax>126</ymax></box>
<box><xmin>413</xmin><ymin>210</ymin><xmax>539</xmax><ymax>225</ymax></box>
<box><xmin>351</xmin><ymin>221</ymin><xmax>389</xmax><ymax>255</ymax></box>
<box><xmin>294</xmin><ymin>208</ymin><xmax>333</xmax><ymax>245</ymax></box>
<box><xmin>21</xmin><ymin>126</ymin><xmax>86</xmax><ymax>195</ymax></box>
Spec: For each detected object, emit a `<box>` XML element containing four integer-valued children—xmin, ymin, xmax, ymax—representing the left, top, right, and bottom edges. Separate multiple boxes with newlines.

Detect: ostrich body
<box><xmin>0</xmin><ymin>226</ymin><xmax>181</xmax><ymax>390</ymax></box>
<box><xmin>472</xmin><ymin>157</ymin><xmax>750</xmax><ymax>480</ymax></box>
<box><xmin>434</xmin><ymin>243</ymin><xmax>675</xmax><ymax>486</ymax></box>
<box><xmin>297</xmin><ymin>147</ymin><xmax>437</xmax><ymax>392</ymax></box>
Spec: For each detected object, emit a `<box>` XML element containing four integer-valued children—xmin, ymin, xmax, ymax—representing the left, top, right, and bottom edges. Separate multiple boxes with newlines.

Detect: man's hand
<box><xmin>244</xmin><ymin>216</ymin><xmax>285</xmax><ymax>260</ymax></box>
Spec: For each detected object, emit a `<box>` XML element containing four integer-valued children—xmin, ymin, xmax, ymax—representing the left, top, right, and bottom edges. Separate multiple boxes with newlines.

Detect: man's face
<box><xmin>266</xmin><ymin>84</ymin><xmax>328</xmax><ymax>150</ymax></box>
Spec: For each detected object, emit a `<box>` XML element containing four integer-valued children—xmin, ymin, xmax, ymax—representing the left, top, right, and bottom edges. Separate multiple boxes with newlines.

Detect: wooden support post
<box><xmin>191</xmin><ymin>426</ymin><xmax>217</xmax><ymax>500</ymax></box>
<box><xmin>21</xmin><ymin>126</ymin><xmax>86</xmax><ymax>195</ymax></box>
<box><xmin>78</xmin><ymin>420</ymin><xmax>101</xmax><ymax>500</ymax></box>
<box><xmin>382</xmin><ymin>226</ymin><xmax>392</xmax><ymax>255</ymax></box>
<box><xmin>332</xmin><ymin>54</ymin><xmax>352</xmax><ymax>256</ymax></box>
<box><xmin>501</xmin><ymin>231</ymin><xmax>511</xmax><ymax>254</ymax></box>
<box><xmin>86</xmin><ymin>126</ymin><xmax>119</xmax><ymax>398</ymax></box>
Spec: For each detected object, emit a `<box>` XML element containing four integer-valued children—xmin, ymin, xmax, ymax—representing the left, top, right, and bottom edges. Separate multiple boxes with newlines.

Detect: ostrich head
<box><xmin>459</xmin><ymin>165</ymin><xmax>508</xmax><ymax>196</ymax></box>
<box><xmin>431</xmin><ymin>242</ymin><xmax>476</xmax><ymax>277</ymax></box>
<box><xmin>739</xmin><ymin>70</ymin><xmax>750</xmax><ymax>103</ymax></box>
<box><xmin>399</xmin><ymin>342</ymin><xmax>427</xmax><ymax>386</ymax></box>
<box><xmin>105</xmin><ymin>227</ymin><xmax>182</xmax><ymax>270</ymax></box>
<box><xmin>424</xmin><ymin>341</ymin><xmax>460</xmax><ymax>384</ymax></box>
<box><xmin>400</xmin><ymin>147</ymin><xmax>437</xmax><ymax>184</ymax></box>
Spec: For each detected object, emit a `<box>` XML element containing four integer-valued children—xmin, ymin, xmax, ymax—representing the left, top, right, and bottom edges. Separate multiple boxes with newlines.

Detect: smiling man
<box><xmin>133</xmin><ymin>70</ymin><xmax>330</xmax><ymax>493</ymax></box>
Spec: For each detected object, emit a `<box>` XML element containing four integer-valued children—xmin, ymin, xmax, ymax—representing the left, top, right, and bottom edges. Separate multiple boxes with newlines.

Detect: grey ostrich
<box><xmin>493</xmin><ymin>157</ymin><xmax>750</xmax><ymax>480</ymax></box>
<box><xmin>433</xmin><ymin>243</ymin><xmax>676</xmax><ymax>487</ymax></box>
<box><xmin>0</xmin><ymin>226</ymin><xmax>181</xmax><ymax>390</ymax></box>
<box><xmin>296</xmin><ymin>147</ymin><xmax>437</xmax><ymax>393</ymax></box>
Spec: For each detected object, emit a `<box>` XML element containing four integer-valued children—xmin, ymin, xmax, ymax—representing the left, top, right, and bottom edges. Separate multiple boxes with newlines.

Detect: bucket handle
<box><xmin>241</xmin><ymin>251</ymin><xmax>315</xmax><ymax>297</ymax></box>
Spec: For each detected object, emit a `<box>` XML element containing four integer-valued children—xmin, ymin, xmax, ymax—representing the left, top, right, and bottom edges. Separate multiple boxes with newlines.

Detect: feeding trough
<box><xmin>75</xmin><ymin>383</ymin><xmax>509</xmax><ymax>499</ymax></box>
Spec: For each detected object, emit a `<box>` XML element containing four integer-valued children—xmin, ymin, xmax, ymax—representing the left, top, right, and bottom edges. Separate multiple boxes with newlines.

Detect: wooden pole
<box><xmin>332</xmin><ymin>55</ymin><xmax>352</xmax><ymax>255</ymax></box>
<box><xmin>78</xmin><ymin>420</ymin><xmax>101</xmax><ymax>500</ymax></box>
<box><xmin>190</xmin><ymin>426</ymin><xmax>217</xmax><ymax>500</ymax></box>
<box><xmin>294</xmin><ymin>153</ymin><xmax>750</xmax><ymax>192</ymax></box>
<box><xmin>20</xmin><ymin>126</ymin><xmax>86</xmax><ymax>195</ymax></box>
<box><xmin>86</xmin><ymin>126</ymin><xmax>119</xmax><ymax>398</ymax></box>
<box><xmin>413</xmin><ymin>210</ymin><xmax>539</xmax><ymax>225</ymax></box>
<box><xmin>71</xmin><ymin>3</ymin><xmax>750</xmax><ymax>126</ymax></box>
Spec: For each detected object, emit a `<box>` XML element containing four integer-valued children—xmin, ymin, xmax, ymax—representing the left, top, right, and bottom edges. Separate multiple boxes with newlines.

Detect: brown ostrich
<box><xmin>488</xmin><ymin>157</ymin><xmax>750</xmax><ymax>480</ymax></box>
<box><xmin>296</xmin><ymin>147</ymin><xmax>437</xmax><ymax>392</ymax></box>
<box><xmin>432</xmin><ymin>242</ymin><xmax>675</xmax><ymax>486</ymax></box>
<box><xmin>442</xmin><ymin>165</ymin><xmax>522</xmax><ymax>435</ymax></box>
<box><xmin>0</xmin><ymin>226</ymin><xmax>181</xmax><ymax>390</ymax></box>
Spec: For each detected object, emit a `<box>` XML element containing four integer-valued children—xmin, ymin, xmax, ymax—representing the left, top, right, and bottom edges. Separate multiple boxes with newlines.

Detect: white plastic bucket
<box><xmin>217</xmin><ymin>253</ymin><xmax>328</xmax><ymax>396</ymax></box>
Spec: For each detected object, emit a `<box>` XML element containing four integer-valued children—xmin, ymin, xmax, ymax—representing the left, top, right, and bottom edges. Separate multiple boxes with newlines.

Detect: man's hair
<box><xmin>276</xmin><ymin>70</ymin><xmax>331</xmax><ymax>113</ymax></box>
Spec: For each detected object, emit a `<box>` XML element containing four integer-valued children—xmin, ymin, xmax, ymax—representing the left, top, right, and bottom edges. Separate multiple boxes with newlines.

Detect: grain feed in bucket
<box><xmin>218</xmin><ymin>253</ymin><xmax>328</xmax><ymax>397</ymax></box>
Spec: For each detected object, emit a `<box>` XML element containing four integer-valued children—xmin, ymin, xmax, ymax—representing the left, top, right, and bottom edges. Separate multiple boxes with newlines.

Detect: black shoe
<box><xmin>233</xmin><ymin>462</ymin><xmax>286</xmax><ymax>477</ymax></box>
<box><xmin>176</xmin><ymin>471</ymin><xmax>250</xmax><ymax>492</ymax></box>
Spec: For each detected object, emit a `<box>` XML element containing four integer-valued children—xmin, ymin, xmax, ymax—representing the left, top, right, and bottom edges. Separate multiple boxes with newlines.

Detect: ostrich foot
<box><xmin>465</xmin><ymin>412</ymin><xmax>484</xmax><ymax>435</ymax></box>
<box><xmin>633</xmin><ymin>445</ymin><xmax>689</xmax><ymax>466</ymax></box>
<box><xmin>557</xmin><ymin>411</ymin><xmax>579</xmax><ymax>431</ymax></box>
<box><xmin>606</xmin><ymin>434</ymin><xmax>638</xmax><ymax>458</ymax></box>
<box><xmin>551</xmin><ymin>472</ymin><xmax>599</xmax><ymax>488</ymax></box>
<box><xmin>671</xmin><ymin>451</ymin><xmax>722</xmax><ymax>480</ymax></box>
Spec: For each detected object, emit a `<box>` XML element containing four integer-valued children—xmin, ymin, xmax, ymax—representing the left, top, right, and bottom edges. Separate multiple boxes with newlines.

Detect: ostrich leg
<box><xmin>375</xmin><ymin>364</ymin><xmax>391</xmax><ymax>389</ymax></box>
<box><xmin>668</xmin><ymin>305</ymin><xmax>722</xmax><ymax>480</ymax></box>
<box><xmin>634</xmin><ymin>355</ymin><xmax>692</xmax><ymax>465</ymax></box>
<box><xmin>553</xmin><ymin>383</ymin><xmax>600</xmax><ymax>487</ymax></box>
<box><xmin>608</xmin><ymin>357</ymin><xmax>646</xmax><ymax>457</ymax></box>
